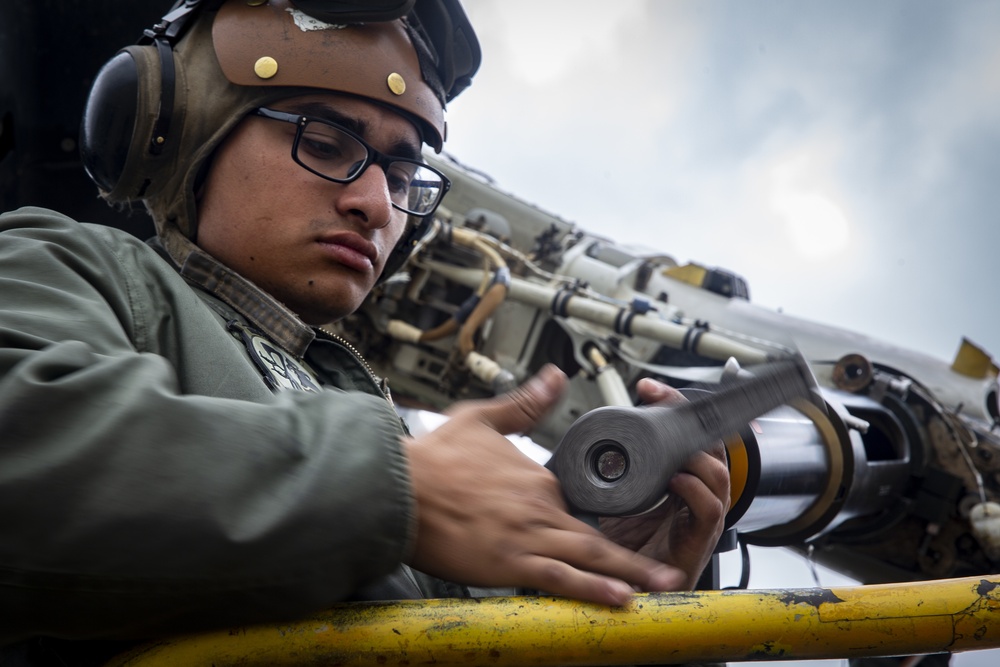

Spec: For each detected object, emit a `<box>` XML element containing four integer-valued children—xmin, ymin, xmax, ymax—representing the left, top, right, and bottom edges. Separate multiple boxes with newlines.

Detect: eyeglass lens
<box><xmin>296</xmin><ymin>120</ymin><xmax>443</xmax><ymax>216</ymax></box>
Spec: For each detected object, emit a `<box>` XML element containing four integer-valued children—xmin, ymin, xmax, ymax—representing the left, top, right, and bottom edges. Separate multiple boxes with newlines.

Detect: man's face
<box><xmin>196</xmin><ymin>93</ymin><xmax>420</xmax><ymax>325</ymax></box>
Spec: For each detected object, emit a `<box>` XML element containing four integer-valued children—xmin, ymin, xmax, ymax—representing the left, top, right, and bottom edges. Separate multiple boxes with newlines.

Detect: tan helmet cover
<box><xmin>212</xmin><ymin>0</ymin><xmax>445</xmax><ymax>150</ymax></box>
<box><xmin>125</xmin><ymin>0</ymin><xmax>445</xmax><ymax>255</ymax></box>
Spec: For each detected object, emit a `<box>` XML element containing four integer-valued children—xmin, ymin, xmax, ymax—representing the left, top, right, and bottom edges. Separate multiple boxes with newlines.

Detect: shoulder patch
<box><xmin>228</xmin><ymin>321</ymin><xmax>321</xmax><ymax>393</ymax></box>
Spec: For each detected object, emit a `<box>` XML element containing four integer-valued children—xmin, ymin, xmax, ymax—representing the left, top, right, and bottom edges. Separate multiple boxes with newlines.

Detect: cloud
<box><xmin>483</xmin><ymin>1</ymin><xmax>645</xmax><ymax>86</ymax></box>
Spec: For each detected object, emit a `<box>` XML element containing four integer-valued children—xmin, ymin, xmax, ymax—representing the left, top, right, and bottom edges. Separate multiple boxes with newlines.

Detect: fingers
<box><xmin>491</xmin><ymin>516</ymin><xmax>689</xmax><ymax>604</ymax></box>
<box><xmin>521</xmin><ymin>560</ymin><xmax>636</xmax><ymax>607</ymax></box>
<box><xmin>668</xmin><ymin>449</ymin><xmax>731</xmax><ymax>524</ymax></box>
<box><xmin>676</xmin><ymin>447</ymin><xmax>730</xmax><ymax>496</ymax></box>
<box><xmin>450</xmin><ymin>364</ymin><xmax>567</xmax><ymax>435</ymax></box>
<box><xmin>512</xmin><ymin>541</ymin><xmax>686</xmax><ymax>606</ymax></box>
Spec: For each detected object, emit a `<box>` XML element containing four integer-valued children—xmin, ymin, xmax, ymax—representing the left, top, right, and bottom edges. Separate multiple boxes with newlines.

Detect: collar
<box><xmin>156</xmin><ymin>224</ymin><xmax>316</xmax><ymax>358</ymax></box>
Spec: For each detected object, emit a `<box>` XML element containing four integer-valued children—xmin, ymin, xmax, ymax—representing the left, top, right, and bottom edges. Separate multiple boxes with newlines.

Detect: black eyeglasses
<box><xmin>254</xmin><ymin>107</ymin><xmax>451</xmax><ymax>217</ymax></box>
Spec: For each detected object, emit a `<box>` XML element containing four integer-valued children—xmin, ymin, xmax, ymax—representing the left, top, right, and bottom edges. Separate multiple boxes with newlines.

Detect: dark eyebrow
<box><xmin>290</xmin><ymin>102</ymin><xmax>423</xmax><ymax>162</ymax></box>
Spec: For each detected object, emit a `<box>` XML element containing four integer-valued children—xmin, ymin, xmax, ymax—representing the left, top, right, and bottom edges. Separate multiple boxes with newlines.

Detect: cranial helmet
<box><xmin>80</xmin><ymin>0</ymin><xmax>480</xmax><ymax>273</ymax></box>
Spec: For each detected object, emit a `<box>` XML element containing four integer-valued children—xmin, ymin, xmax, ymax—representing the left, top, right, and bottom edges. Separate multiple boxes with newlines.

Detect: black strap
<box><xmin>148</xmin><ymin>37</ymin><xmax>174</xmax><ymax>155</ymax></box>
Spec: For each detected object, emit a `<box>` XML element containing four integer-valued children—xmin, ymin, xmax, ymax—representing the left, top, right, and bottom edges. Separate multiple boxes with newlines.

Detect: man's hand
<box><xmin>600</xmin><ymin>378</ymin><xmax>731</xmax><ymax>590</ymax></box>
<box><xmin>403</xmin><ymin>365</ymin><xmax>689</xmax><ymax>606</ymax></box>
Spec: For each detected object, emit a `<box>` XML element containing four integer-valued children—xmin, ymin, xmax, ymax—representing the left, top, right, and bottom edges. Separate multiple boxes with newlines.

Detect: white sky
<box><xmin>438</xmin><ymin>2</ymin><xmax>1000</xmax><ymax>665</ymax></box>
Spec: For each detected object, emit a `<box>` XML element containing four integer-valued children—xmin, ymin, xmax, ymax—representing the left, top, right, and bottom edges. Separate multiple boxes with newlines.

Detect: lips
<box><xmin>316</xmin><ymin>232</ymin><xmax>378</xmax><ymax>272</ymax></box>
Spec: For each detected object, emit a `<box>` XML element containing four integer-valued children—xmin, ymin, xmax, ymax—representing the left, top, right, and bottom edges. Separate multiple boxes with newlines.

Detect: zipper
<box><xmin>317</xmin><ymin>326</ymin><xmax>393</xmax><ymax>406</ymax></box>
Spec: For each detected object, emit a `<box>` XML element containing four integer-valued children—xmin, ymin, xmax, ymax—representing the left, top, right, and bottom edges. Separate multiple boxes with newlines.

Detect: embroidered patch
<box><xmin>229</xmin><ymin>321</ymin><xmax>321</xmax><ymax>393</ymax></box>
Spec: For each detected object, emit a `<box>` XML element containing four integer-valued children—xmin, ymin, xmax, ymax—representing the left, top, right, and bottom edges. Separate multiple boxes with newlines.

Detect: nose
<box><xmin>335</xmin><ymin>163</ymin><xmax>394</xmax><ymax>230</ymax></box>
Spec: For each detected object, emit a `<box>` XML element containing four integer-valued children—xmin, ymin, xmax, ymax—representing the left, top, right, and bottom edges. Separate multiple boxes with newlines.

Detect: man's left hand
<box><xmin>599</xmin><ymin>377</ymin><xmax>731</xmax><ymax>590</ymax></box>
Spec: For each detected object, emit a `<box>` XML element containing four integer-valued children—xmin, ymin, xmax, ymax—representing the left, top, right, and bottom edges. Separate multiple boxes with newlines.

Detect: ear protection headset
<box><xmin>80</xmin><ymin>0</ymin><xmax>205</xmax><ymax>200</ymax></box>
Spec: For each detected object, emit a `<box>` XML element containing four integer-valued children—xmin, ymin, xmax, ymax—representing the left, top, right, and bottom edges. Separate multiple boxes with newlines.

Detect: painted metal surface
<box><xmin>106</xmin><ymin>575</ymin><xmax>1000</xmax><ymax>666</ymax></box>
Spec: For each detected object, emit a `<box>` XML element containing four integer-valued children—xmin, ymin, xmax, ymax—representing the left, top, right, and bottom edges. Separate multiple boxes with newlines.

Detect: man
<box><xmin>0</xmin><ymin>0</ymin><xmax>729</xmax><ymax>660</ymax></box>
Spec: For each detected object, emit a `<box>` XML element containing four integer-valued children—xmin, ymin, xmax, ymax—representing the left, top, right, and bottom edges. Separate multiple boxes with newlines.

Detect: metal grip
<box><xmin>546</xmin><ymin>358</ymin><xmax>819</xmax><ymax>516</ymax></box>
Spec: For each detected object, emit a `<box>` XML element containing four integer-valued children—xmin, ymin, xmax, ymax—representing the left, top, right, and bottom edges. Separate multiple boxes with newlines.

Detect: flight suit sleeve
<box><xmin>0</xmin><ymin>208</ymin><xmax>416</xmax><ymax>643</ymax></box>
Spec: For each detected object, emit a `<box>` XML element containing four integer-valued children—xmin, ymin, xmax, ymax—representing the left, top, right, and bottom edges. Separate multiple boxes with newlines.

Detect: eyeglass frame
<box><xmin>252</xmin><ymin>107</ymin><xmax>451</xmax><ymax>217</ymax></box>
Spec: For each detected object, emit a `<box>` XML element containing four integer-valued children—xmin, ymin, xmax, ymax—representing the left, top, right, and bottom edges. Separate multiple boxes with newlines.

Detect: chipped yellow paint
<box><xmin>105</xmin><ymin>576</ymin><xmax>1000</xmax><ymax>666</ymax></box>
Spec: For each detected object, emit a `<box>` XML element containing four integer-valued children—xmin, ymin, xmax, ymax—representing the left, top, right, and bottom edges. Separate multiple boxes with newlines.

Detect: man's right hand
<box><xmin>402</xmin><ymin>364</ymin><xmax>687</xmax><ymax>606</ymax></box>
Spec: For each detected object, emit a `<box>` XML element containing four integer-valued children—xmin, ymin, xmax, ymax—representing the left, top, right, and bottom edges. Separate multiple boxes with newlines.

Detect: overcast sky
<box><xmin>441</xmin><ymin>3</ymin><xmax>999</xmax><ymax>664</ymax></box>
<box><xmin>443</xmin><ymin>0</ymin><xmax>1000</xmax><ymax>368</ymax></box>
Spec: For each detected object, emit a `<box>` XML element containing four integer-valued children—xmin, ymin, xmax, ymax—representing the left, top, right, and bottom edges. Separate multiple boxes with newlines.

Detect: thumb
<box><xmin>470</xmin><ymin>364</ymin><xmax>567</xmax><ymax>435</ymax></box>
<box><xmin>636</xmin><ymin>377</ymin><xmax>685</xmax><ymax>405</ymax></box>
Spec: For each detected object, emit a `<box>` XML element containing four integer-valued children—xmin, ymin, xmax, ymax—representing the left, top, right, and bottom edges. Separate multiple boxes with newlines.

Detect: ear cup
<box><xmin>80</xmin><ymin>1</ymin><xmax>208</xmax><ymax>199</ymax></box>
<box><xmin>80</xmin><ymin>42</ymin><xmax>180</xmax><ymax>202</ymax></box>
<box><xmin>80</xmin><ymin>50</ymin><xmax>141</xmax><ymax>194</ymax></box>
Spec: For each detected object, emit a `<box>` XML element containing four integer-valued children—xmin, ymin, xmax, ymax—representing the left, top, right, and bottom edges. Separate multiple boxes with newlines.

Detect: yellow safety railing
<box><xmin>106</xmin><ymin>575</ymin><xmax>1000</xmax><ymax>666</ymax></box>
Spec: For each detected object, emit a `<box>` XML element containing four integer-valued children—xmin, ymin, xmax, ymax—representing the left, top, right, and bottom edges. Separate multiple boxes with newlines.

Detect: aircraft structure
<box><xmin>339</xmin><ymin>152</ymin><xmax>1000</xmax><ymax>590</ymax></box>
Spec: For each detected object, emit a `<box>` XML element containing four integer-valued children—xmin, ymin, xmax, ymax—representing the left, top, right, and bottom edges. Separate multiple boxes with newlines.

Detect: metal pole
<box><xmin>106</xmin><ymin>575</ymin><xmax>1000</xmax><ymax>666</ymax></box>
